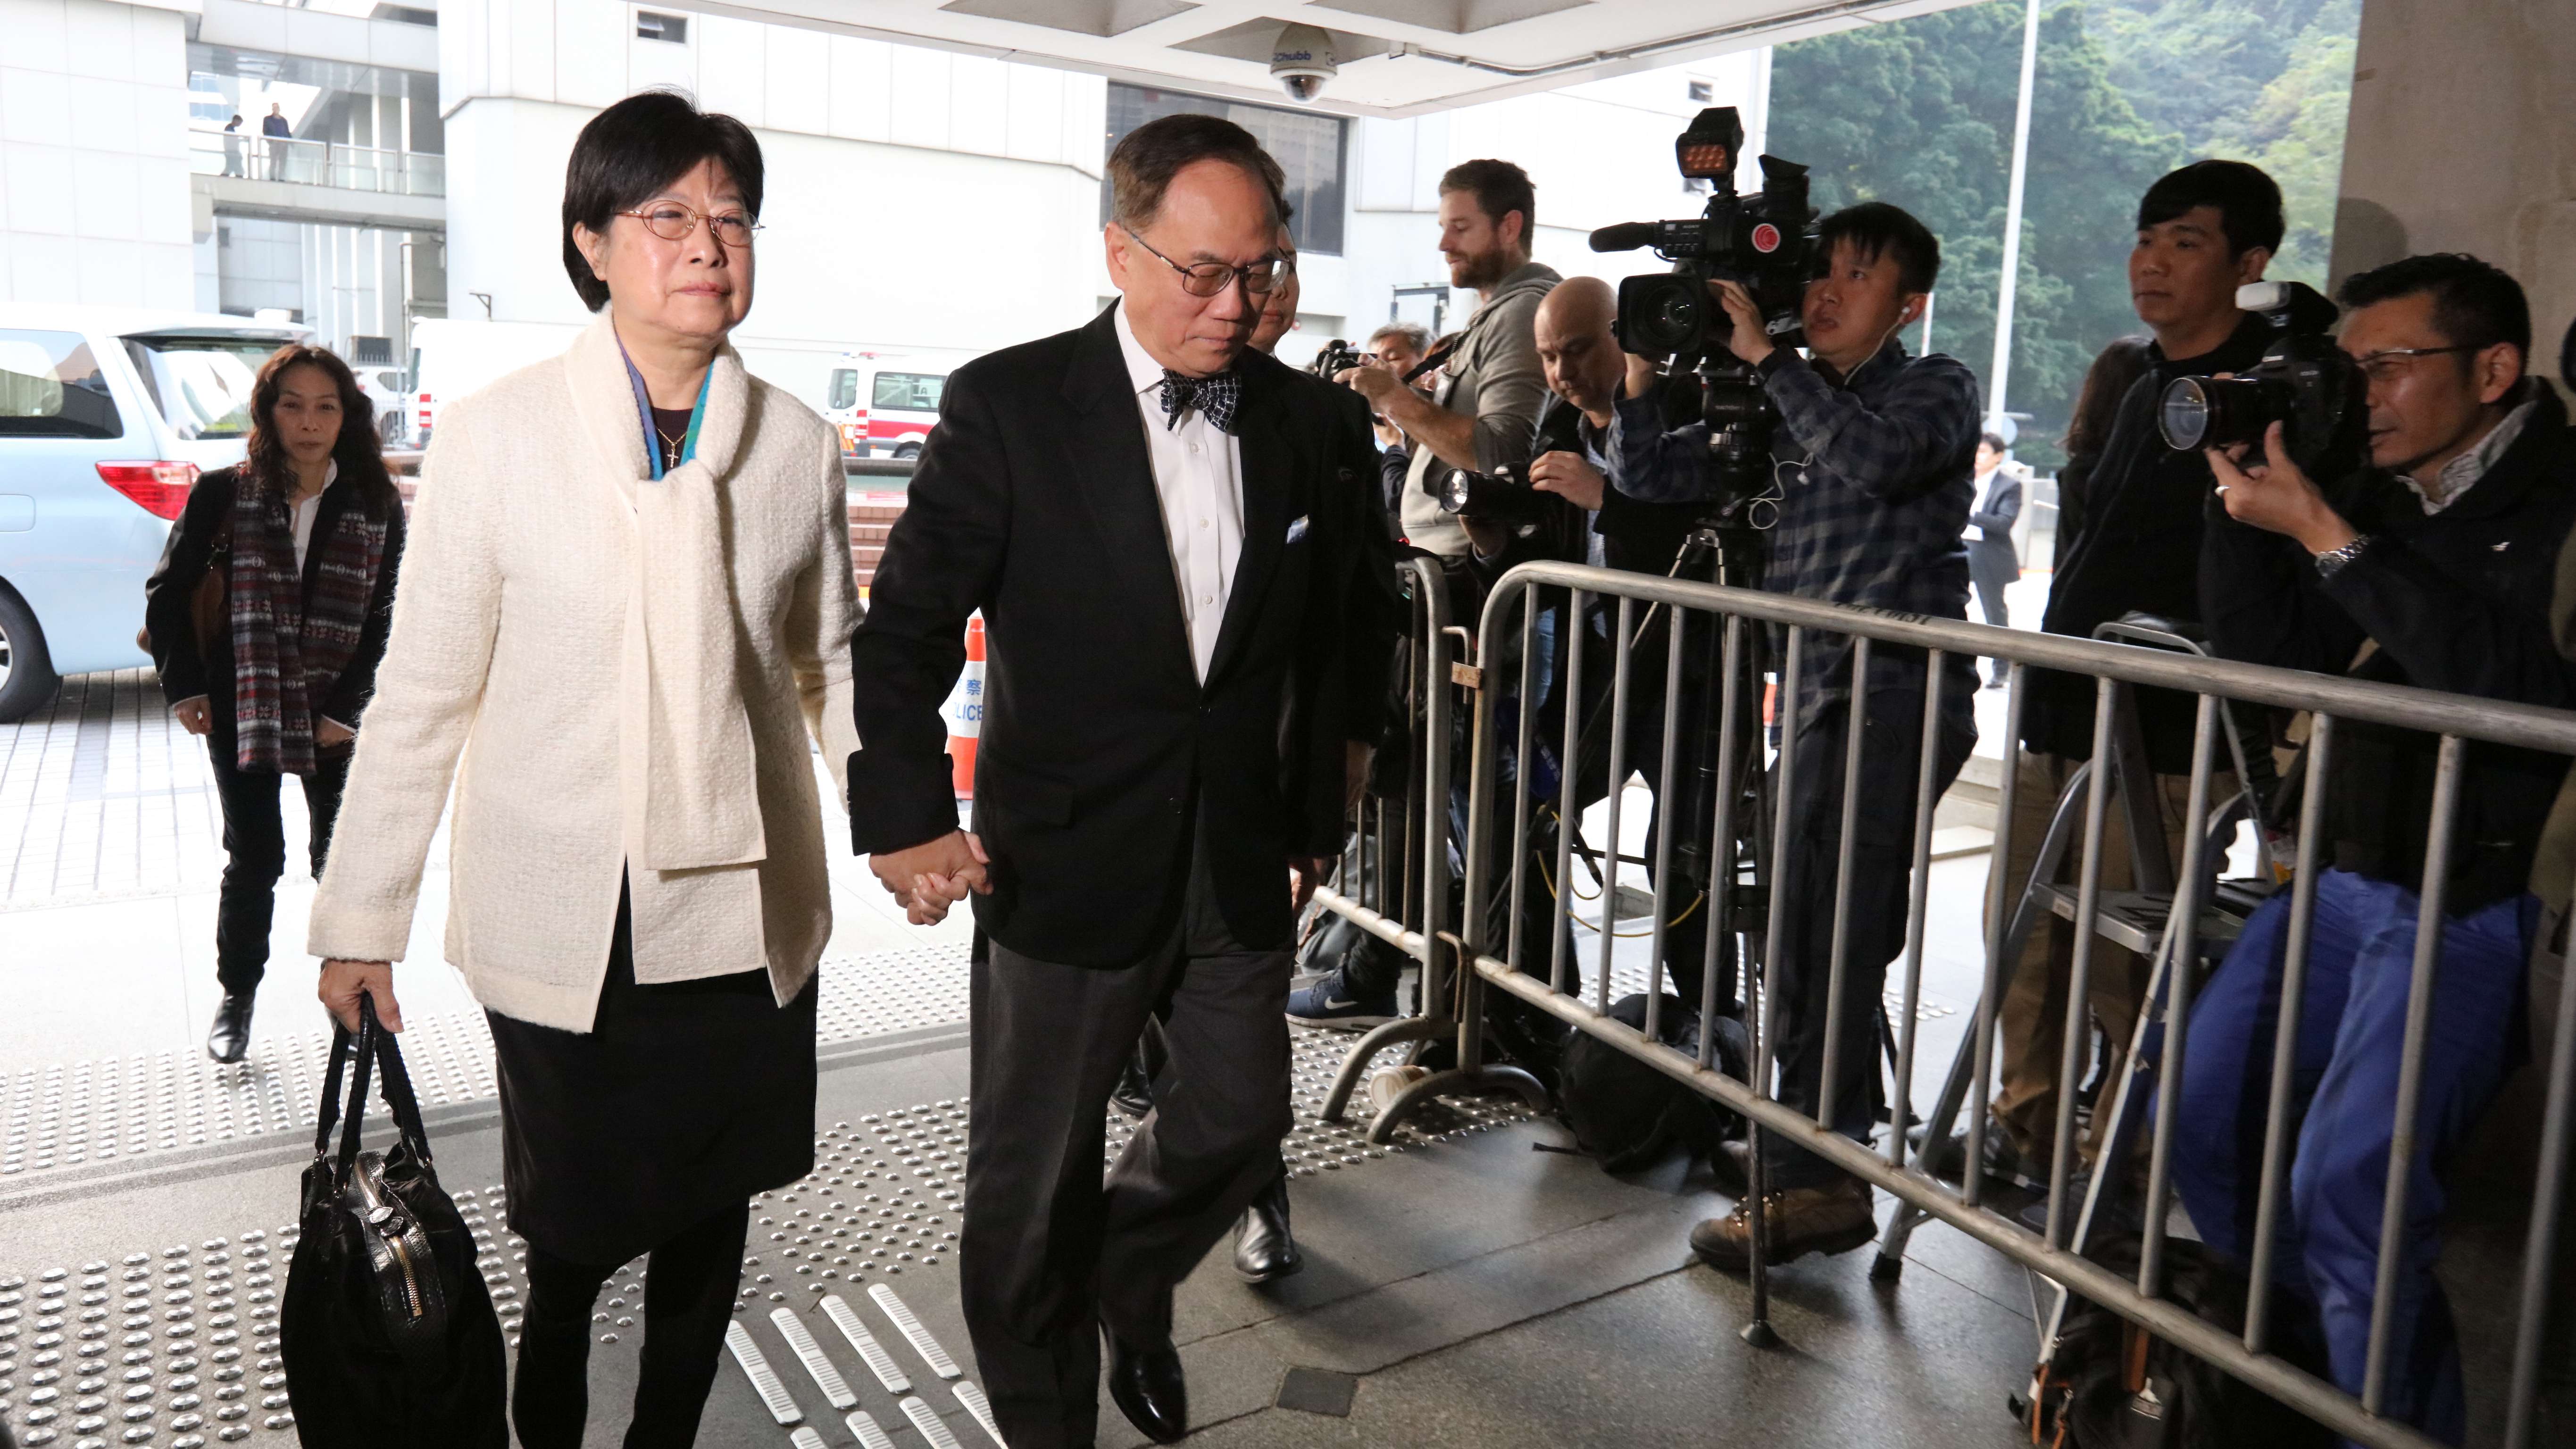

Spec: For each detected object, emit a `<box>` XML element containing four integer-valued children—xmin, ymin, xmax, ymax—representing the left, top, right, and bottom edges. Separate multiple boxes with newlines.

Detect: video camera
<box><xmin>2157</xmin><ymin>280</ymin><xmax>2366</xmax><ymax>480</ymax></box>
<box><xmin>1591</xmin><ymin>108</ymin><xmax>1820</xmax><ymax>364</ymax></box>
<box><xmin>1591</xmin><ymin>107</ymin><xmax>1819</xmax><ymax>512</ymax></box>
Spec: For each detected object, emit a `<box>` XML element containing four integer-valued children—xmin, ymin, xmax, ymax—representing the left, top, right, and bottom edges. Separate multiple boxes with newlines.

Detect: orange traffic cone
<box><xmin>945</xmin><ymin>615</ymin><xmax>985</xmax><ymax>799</ymax></box>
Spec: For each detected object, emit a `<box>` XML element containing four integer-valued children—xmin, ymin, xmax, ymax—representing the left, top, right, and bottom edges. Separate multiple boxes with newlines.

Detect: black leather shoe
<box><xmin>206</xmin><ymin>992</ymin><xmax>255</xmax><ymax>1064</ymax></box>
<box><xmin>1232</xmin><ymin>1176</ymin><xmax>1302</xmax><ymax>1283</ymax></box>
<box><xmin>1109</xmin><ymin>1045</ymin><xmax>1155</xmax><ymax>1121</ymax></box>
<box><xmin>1105</xmin><ymin>1330</ymin><xmax>1187</xmax><ymax>1444</ymax></box>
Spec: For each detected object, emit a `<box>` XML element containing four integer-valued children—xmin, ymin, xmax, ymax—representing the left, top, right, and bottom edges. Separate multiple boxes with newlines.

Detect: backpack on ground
<box><xmin>1555</xmin><ymin>992</ymin><xmax>1749</xmax><ymax>1173</ymax></box>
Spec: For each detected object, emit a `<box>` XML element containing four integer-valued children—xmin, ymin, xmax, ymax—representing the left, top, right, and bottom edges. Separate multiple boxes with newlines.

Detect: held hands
<box><xmin>318</xmin><ymin>958</ymin><xmax>402</xmax><ymax>1033</ymax></box>
<box><xmin>317</xmin><ymin>719</ymin><xmax>356</xmax><ymax>749</ymax></box>
<box><xmin>1528</xmin><ymin>450</ymin><xmax>1606</xmax><ymax>511</ymax></box>
<box><xmin>1708</xmin><ymin>279</ymin><xmax>1776</xmax><ymax>369</ymax></box>
<box><xmin>869</xmin><ymin>829</ymin><xmax>991</xmax><ymax>925</ymax></box>
<box><xmin>2206</xmin><ymin>421</ymin><xmax>2359</xmax><ymax>557</ymax></box>
<box><xmin>172</xmin><ymin>698</ymin><xmax>212</xmax><ymax>736</ymax></box>
<box><xmin>1289</xmin><ymin>857</ymin><xmax>1327</xmax><ymax>914</ymax></box>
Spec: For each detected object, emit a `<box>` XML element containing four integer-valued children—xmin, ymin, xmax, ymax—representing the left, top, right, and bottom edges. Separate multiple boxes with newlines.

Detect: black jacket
<box><xmin>2201</xmin><ymin>384</ymin><xmax>2576</xmax><ymax>910</ymax></box>
<box><xmin>846</xmin><ymin>306</ymin><xmax>1384</xmax><ymax>964</ymax></box>
<box><xmin>142</xmin><ymin>464</ymin><xmax>406</xmax><ymax>739</ymax></box>
<box><xmin>1969</xmin><ymin>467</ymin><xmax>2023</xmax><ymax>570</ymax></box>
<box><xmin>2028</xmin><ymin>312</ymin><xmax>2276</xmax><ymax>770</ymax></box>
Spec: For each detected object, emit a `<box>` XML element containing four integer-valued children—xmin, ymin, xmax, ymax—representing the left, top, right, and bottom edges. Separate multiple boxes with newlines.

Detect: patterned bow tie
<box><xmin>1158</xmin><ymin>369</ymin><xmax>1241</xmax><ymax>434</ymax></box>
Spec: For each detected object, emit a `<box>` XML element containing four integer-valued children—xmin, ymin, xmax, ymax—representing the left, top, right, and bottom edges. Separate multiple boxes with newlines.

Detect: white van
<box><xmin>409</xmin><ymin>318</ymin><xmax>575</xmax><ymax>450</ymax></box>
<box><xmin>823</xmin><ymin>353</ymin><xmax>949</xmax><ymax>460</ymax></box>
<box><xmin>0</xmin><ymin>304</ymin><xmax>308</xmax><ymax>718</ymax></box>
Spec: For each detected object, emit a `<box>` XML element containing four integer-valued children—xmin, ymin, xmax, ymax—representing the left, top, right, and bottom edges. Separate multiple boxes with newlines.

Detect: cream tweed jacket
<box><xmin>308</xmin><ymin>313</ymin><xmax>862</xmax><ymax>1031</ymax></box>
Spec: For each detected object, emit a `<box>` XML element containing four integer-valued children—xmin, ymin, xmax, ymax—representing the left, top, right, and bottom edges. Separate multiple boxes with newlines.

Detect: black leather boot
<box><xmin>1232</xmin><ymin>1174</ymin><xmax>1302</xmax><ymax>1283</ymax></box>
<box><xmin>206</xmin><ymin>992</ymin><xmax>255</xmax><ymax>1064</ymax></box>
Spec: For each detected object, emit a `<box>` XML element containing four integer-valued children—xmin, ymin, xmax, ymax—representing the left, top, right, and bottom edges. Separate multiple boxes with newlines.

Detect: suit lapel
<box><xmin>1059</xmin><ymin>308</ymin><xmax>1196</xmax><ymax>684</ymax></box>
<box><xmin>1207</xmin><ymin>360</ymin><xmax>1290</xmax><ymax>687</ymax></box>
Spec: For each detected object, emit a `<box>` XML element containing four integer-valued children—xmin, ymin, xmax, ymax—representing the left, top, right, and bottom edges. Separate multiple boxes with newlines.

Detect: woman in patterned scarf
<box><xmin>143</xmin><ymin>343</ymin><xmax>406</xmax><ymax>1065</ymax></box>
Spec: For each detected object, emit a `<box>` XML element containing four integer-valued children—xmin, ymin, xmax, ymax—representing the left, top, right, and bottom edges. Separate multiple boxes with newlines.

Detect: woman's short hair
<box><xmin>560</xmin><ymin>90</ymin><xmax>764</xmax><ymax>312</ymax></box>
<box><xmin>242</xmin><ymin>344</ymin><xmax>397</xmax><ymax>506</ymax></box>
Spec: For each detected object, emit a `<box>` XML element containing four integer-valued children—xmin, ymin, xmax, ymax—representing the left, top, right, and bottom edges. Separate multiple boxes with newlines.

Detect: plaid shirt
<box><xmin>1608</xmin><ymin>338</ymin><xmax>1981</xmax><ymax>709</ymax></box>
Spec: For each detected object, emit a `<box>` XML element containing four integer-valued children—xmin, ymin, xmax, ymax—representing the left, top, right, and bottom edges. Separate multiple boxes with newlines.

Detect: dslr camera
<box><xmin>1434</xmin><ymin>401</ymin><xmax>1585</xmax><ymax>520</ymax></box>
<box><xmin>2157</xmin><ymin>280</ymin><xmax>2367</xmax><ymax>480</ymax></box>
<box><xmin>1591</xmin><ymin>107</ymin><xmax>1819</xmax><ymax>509</ymax></box>
<box><xmin>1310</xmin><ymin>337</ymin><xmax>1366</xmax><ymax>379</ymax></box>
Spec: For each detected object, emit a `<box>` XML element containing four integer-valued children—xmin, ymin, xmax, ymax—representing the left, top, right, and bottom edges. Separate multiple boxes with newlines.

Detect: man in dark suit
<box><xmin>1967</xmin><ymin>429</ymin><xmax>2025</xmax><ymax>684</ymax></box>
<box><xmin>847</xmin><ymin>114</ymin><xmax>1384</xmax><ymax>1449</ymax></box>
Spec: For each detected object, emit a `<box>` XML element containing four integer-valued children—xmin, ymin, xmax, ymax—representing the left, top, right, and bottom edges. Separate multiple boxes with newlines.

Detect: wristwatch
<box><xmin>2313</xmin><ymin>534</ymin><xmax>2371</xmax><ymax>579</ymax></box>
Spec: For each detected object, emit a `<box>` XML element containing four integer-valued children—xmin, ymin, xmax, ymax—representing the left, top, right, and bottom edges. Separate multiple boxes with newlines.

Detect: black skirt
<box><xmin>486</xmin><ymin>884</ymin><xmax>817</xmax><ymax>1266</ymax></box>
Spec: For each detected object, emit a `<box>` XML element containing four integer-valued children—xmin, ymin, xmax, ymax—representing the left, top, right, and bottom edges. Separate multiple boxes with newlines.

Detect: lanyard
<box><xmin>616</xmin><ymin>333</ymin><xmax>710</xmax><ymax>480</ymax></box>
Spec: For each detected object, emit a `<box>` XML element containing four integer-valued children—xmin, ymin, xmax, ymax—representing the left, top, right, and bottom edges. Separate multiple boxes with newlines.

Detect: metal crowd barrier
<box><xmin>1304</xmin><ymin>557</ymin><xmax>2576</xmax><ymax>1449</ymax></box>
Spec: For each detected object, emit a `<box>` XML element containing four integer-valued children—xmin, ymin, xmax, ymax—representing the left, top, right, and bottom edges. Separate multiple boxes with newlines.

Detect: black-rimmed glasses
<box><xmin>620</xmin><ymin>203</ymin><xmax>763</xmax><ymax>248</ymax></box>
<box><xmin>1121</xmin><ymin>225</ymin><xmax>1284</xmax><ymax>299</ymax></box>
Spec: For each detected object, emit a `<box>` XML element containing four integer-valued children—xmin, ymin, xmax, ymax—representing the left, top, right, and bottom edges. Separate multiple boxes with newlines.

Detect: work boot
<box><xmin>206</xmin><ymin>992</ymin><xmax>255</xmax><ymax>1065</ymax></box>
<box><xmin>1688</xmin><ymin>1176</ymin><xmax>1877</xmax><ymax>1272</ymax></box>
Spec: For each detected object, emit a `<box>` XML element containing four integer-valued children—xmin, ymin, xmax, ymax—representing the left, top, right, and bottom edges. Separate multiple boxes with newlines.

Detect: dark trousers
<box><xmin>207</xmin><ymin>734</ymin><xmax>352</xmax><ymax>994</ymax></box>
<box><xmin>1968</xmin><ymin>544</ymin><xmax>2017</xmax><ymax>673</ymax></box>
<box><xmin>511</xmin><ymin>1201</ymin><xmax>752</xmax><ymax>1449</ymax></box>
<box><xmin>2172</xmin><ymin>870</ymin><xmax>2534</xmax><ymax>1444</ymax></box>
<box><xmin>1765</xmin><ymin>677</ymin><xmax>1976</xmax><ymax>1188</ymax></box>
<box><xmin>962</xmin><ymin>842</ymin><xmax>1294</xmax><ymax>1449</ymax></box>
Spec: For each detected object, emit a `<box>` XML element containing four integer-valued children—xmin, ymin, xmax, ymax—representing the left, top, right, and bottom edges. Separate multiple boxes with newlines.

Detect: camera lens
<box><xmin>2158</xmin><ymin>376</ymin><xmax>2215</xmax><ymax>450</ymax></box>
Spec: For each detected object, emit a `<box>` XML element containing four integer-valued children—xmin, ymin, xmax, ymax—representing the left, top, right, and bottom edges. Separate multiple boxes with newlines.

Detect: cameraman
<box><xmin>1608</xmin><ymin>201</ymin><xmax>1983</xmax><ymax>1268</ymax></box>
<box><xmin>1341</xmin><ymin>160</ymin><xmax>1559</xmax><ymax>560</ymax></box>
<box><xmin>1966</xmin><ymin>161</ymin><xmax>2284</xmax><ymax>1197</ymax></box>
<box><xmin>2172</xmin><ymin>254</ymin><xmax>2576</xmax><ymax>1442</ymax></box>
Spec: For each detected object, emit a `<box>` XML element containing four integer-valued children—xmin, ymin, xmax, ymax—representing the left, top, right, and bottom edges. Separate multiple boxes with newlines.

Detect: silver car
<box><xmin>0</xmin><ymin>305</ymin><xmax>308</xmax><ymax>720</ymax></box>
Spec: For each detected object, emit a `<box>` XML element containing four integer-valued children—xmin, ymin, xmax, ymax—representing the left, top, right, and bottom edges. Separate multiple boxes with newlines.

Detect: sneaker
<box><xmin>1688</xmin><ymin>1176</ymin><xmax>1878</xmax><ymax>1272</ymax></box>
<box><xmin>1367</xmin><ymin>1064</ymin><xmax>1432</xmax><ymax>1116</ymax></box>
<box><xmin>1285</xmin><ymin>971</ymin><xmax>1398</xmax><ymax>1031</ymax></box>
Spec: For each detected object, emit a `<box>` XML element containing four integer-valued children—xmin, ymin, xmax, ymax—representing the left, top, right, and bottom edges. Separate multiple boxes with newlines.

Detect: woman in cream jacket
<box><xmin>306</xmin><ymin>92</ymin><xmax>859</xmax><ymax>1448</ymax></box>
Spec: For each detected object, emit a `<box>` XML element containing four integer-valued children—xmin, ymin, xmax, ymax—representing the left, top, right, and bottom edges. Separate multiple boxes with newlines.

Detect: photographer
<box><xmin>2171</xmin><ymin>254</ymin><xmax>2576</xmax><ymax>1442</ymax></box>
<box><xmin>1963</xmin><ymin>161</ymin><xmax>2284</xmax><ymax>1198</ymax></box>
<box><xmin>1362</xmin><ymin>321</ymin><xmax>1434</xmax><ymax>517</ymax></box>
<box><xmin>1341</xmin><ymin>160</ymin><xmax>1559</xmax><ymax>560</ymax></box>
<box><xmin>1609</xmin><ymin>201</ymin><xmax>1983</xmax><ymax>1268</ymax></box>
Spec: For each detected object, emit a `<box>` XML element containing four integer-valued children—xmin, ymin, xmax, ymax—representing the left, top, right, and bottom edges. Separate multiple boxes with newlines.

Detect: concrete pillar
<box><xmin>2330</xmin><ymin>0</ymin><xmax>2576</xmax><ymax>384</ymax></box>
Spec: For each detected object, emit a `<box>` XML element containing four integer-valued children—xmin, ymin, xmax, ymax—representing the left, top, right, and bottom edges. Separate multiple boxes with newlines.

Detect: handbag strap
<box><xmin>364</xmin><ymin>995</ymin><xmax>436</xmax><ymax>1165</ymax></box>
<box><xmin>310</xmin><ymin>1022</ymin><xmax>354</xmax><ymax>1162</ymax></box>
<box><xmin>333</xmin><ymin>999</ymin><xmax>379</xmax><ymax>1184</ymax></box>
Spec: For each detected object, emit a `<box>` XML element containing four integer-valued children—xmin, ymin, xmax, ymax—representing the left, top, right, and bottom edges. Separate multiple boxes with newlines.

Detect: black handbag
<box><xmin>280</xmin><ymin>996</ymin><xmax>508</xmax><ymax>1448</ymax></box>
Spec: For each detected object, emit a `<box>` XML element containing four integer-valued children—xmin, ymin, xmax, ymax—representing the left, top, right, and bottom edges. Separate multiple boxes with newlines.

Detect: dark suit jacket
<box><xmin>1968</xmin><ymin>466</ymin><xmax>2023</xmax><ymax>571</ymax></box>
<box><xmin>848</xmin><ymin>305</ymin><xmax>1385</xmax><ymax>965</ymax></box>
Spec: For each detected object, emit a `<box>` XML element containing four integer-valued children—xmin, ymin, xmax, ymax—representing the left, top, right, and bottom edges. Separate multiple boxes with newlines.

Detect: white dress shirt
<box><xmin>1114</xmin><ymin>304</ymin><xmax>1244</xmax><ymax>682</ymax></box>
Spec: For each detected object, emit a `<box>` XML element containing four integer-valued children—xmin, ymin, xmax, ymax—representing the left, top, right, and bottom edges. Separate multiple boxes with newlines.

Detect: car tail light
<box><xmin>96</xmin><ymin>460</ymin><xmax>200</xmax><ymax>520</ymax></box>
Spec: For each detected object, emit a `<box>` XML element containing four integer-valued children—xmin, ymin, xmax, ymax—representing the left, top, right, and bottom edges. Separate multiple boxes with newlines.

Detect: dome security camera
<box><xmin>1271</xmin><ymin>23</ymin><xmax>1336</xmax><ymax>103</ymax></box>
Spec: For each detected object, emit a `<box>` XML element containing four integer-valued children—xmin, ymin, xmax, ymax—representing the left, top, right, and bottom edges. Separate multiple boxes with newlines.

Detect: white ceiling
<box><xmin>672</xmin><ymin>0</ymin><xmax>1985</xmax><ymax>117</ymax></box>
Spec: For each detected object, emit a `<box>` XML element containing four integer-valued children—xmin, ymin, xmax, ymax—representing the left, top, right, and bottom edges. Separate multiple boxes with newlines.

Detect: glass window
<box><xmin>122</xmin><ymin>335</ymin><xmax>286</xmax><ymax>440</ymax></box>
<box><xmin>0</xmin><ymin>329</ymin><xmax>123</xmax><ymax>439</ymax></box>
<box><xmin>1103</xmin><ymin>85</ymin><xmax>1348</xmax><ymax>257</ymax></box>
<box><xmin>872</xmin><ymin>372</ymin><xmax>945</xmax><ymax>412</ymax></box>
<box><xmin>828</xmin><ymin>368</ymin><xmax>859</xmax><ymax>411</ymax></box>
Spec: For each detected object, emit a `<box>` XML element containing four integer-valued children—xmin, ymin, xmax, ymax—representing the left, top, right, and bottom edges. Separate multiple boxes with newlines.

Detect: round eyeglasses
<box><xmin>620</xmin><ymin>203</ymin><xmax>762</xmax><ymax>248</ymax></box>
<box><xmin>1121</xmin><ymin>225</ymin><xmax>1284</xmax><ymax>299</ymax></box>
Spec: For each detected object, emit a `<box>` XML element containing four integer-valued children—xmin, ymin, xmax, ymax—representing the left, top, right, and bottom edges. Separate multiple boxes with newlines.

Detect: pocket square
<box><xmin>1285</xmin><ymin>514</ymin><xmax>1310</xmax><ymax>543</ymax></box>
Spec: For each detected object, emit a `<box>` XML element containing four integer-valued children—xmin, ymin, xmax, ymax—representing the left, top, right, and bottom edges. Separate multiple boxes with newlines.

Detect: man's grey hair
<box><xmin>1367</xmin><ymin>321</ymin><xmax>1434</xmax><ymax>356</ymax></box>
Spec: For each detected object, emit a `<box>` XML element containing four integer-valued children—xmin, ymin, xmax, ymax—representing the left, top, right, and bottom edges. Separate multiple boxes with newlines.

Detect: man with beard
<box><xmin>1340</xmin><ymin>159</ymin><xmax>1558</xmax><ymax>561</ymax></box>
